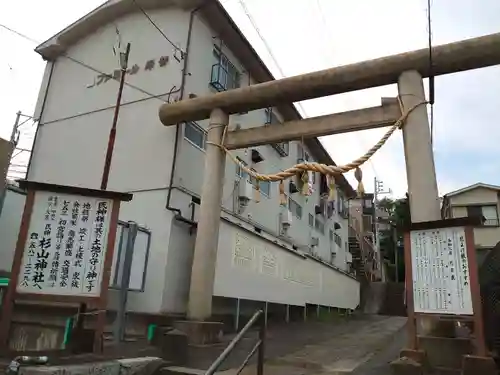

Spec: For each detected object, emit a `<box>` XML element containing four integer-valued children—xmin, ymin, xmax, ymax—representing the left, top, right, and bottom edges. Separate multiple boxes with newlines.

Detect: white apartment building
<box><xmin>23</xmin><ymin>0</ymin><xmax>359</xmax><ymax>326</ymax></box>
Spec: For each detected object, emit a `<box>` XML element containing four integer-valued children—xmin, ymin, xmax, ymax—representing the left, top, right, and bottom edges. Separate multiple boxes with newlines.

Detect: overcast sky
<box><xmin>1</xmin><ymin>0</ymin><xmax>499</xmax><ymax>197</ymax></box>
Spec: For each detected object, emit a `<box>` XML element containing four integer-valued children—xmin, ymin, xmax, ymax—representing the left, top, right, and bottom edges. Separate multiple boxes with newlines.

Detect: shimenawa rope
<box><xmin>207</xmin><ymin>97</ymin><xmax>428</xmax><ymax>196</ymax></box>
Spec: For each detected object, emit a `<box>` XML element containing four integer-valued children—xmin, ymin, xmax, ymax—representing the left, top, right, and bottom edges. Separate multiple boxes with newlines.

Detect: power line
<box><xmin>131</xmin><ymin>0</ymin><xmax>186</xmax><ymax>59</ymax></box>
<box><xmin>312</xmin><ymin>0</ymin><xmax>380</xmax><ymax>180</ymax></box>
<box><xmin>0</xmin><ymin>24</ymin><xmax>38</xmax><ymax>43</ymax></box>
<box><xmin>237</xmin><ymin>0</ymin><xmax>308</xmax><ymax>117</ymax></box>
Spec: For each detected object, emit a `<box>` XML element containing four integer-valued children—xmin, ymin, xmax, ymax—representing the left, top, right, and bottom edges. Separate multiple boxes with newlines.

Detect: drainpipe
<box><xmin>165</xmin><ymin>5</ymin><xmax>204</xmax><ymax>227</ymax></box>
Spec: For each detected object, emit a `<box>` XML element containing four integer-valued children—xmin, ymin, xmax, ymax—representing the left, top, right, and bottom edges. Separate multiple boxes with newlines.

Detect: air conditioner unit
<box><xmin>238</xmin><ymin>180</ymin><xmax>253</xmax><ymax>205</ymax></box>
<box><xmin>280</xmin><ymin>210</ymin><xmax>293</xmax><ymax>235</ymax></box>
<box><xmin>281</xmin><ymin>210</ymin><xmax>292</xmax><ymax>226</ymax></box>
<box><xmin>310</xmin><ymin>236</ymin><xmax>319</xmax><ymax>247</ymax></box>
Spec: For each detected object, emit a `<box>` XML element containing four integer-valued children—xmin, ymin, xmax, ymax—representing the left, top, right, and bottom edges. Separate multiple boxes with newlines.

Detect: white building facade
<box><xmin>25</xmin><ymin>0</ymin><xmax>359</xmax><ymax>322</ymax></box>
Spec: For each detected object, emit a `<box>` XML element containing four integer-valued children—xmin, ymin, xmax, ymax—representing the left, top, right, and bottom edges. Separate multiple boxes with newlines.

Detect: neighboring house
<box><xmin>19</xmin><ymin>0</ymin><xmax>360</xmax><ymax>326</ymax></box>
<box><xmin>441</xmin><ymin>183</ymin><xmax>500</xmax><ymax>265</ymax></box>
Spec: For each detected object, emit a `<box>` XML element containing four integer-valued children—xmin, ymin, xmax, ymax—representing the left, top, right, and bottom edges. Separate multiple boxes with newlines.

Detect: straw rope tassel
<box><xmin>327</xmin><ymin>175</ymin><xmax>336</xmax><ymax>202</ymax></box>
<box><xmin>354</xmin><ymin>167</ymin><xmax>364</xmax><ymax>197</ymax></box>
<box><xmin>279</xmin><ymin>180</ymin><xmax>287</xmax><ymax>206</ymax></box>
<box><xmin>301</xmin><ymin>171</ymin><xmax>309</xmax><ymax>195</ymax></box>
<box><xmin>255</xmin><ymin>180</ymin><xmax>260</xmax><ymax>203</ymax></box>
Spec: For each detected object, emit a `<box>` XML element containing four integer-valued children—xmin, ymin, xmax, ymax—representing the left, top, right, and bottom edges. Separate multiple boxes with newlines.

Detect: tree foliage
<box><xmin>378</xmin><ymin>193</ymin><xmax>411</xmax><ymax>282</ymax></box>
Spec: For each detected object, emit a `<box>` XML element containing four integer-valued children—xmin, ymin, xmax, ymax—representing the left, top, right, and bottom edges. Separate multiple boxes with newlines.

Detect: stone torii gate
<box><xmin>159</xmin><ymin>32</ymin><xmax>500</xmax><ymax>323</ymax></box>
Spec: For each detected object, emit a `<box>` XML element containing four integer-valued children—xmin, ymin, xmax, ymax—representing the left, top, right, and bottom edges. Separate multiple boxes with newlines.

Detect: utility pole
<box><xmin>77</xmin><ymin>42</ymin><xmax>130</xmax><ymax>340</ymax></box>
<box><xmin>393</xmin><ymin>224</ymin><xmax>399</xmax><ymax>283</ymax></box>
<box><xmin>0</xmin><ymin>111</ymin><xmax>22</xmax><ymax>218</ymax></box>
<box><xmin>373</xmin><ymin>177</ymin><xmax>391</xmax><ymax>281</ymax></box>
<box><xmin>100</xmin><ymin>42</ymin><xmax>131</xmax><ymax>190</ymax></box>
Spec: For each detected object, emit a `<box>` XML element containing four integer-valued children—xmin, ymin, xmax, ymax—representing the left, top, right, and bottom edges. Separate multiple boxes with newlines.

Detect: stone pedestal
<box><xmin>399</xmin><ymin>349</ymin><xmax>427</xmax><ymax>365</ymax></box>
<box><xmin>173</xmin><ymin>321</ymin><xmax>223</xmax><ymax>345</ymax></box>
<box><xmin>390</xmin><ymin>357</ymin><xmax>423</xmax><ymax>375</ymax></box>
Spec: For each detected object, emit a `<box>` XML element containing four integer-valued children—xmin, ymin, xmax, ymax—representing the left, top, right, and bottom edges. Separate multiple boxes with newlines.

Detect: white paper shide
<box><xmin>17</xmin><ymin>191</ymin><xmax>113</xmax><ymax>297</ymax></box>
<box><xmin>410</xmin><ymin>226</ymin><xmax>473</xmax><ymax>315</ymax></box>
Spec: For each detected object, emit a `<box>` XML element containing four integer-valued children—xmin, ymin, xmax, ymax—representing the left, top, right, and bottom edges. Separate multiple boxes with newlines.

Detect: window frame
<box><xmin>184</xmin><ymin>121</ymin><xmax>206</xmax><ymax>151</ymax></box>
<box><xmin>109</xmin><ymin>221</ymin><xmax>152</xmax><ymax>292</ymax></box>
<box><xmin>288</xmin><ymin>196</ymin><xmax>303</xmax><ymax>219</ymax></box>
<box><xmin>265</xmin><ymin>108</ymin><xmax>289</xmax><ymax>157</ymax></box>
<box><xmin>466</xmin><ymin>204</ymin><xmax>500</xmax><ymax>227</ymax></box>
<box><xmin>211</xmin><ymin>45</ymin><xmax>241</xmax><ymax>91</ymax></box>
<box><xmin>248</xmin><ymin>168</ymin><xmax>271</xmax><ymax>198</ymax></box>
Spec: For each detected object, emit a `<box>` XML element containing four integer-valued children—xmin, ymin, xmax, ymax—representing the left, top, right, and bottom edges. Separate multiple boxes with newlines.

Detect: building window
<box><xmin>184</xmin><ymin>122</ymin><xmax>206</xmax><ymax>150</ymax></box>
<box><xmin>236</xmin><ymin>157</ymin><xmax>248</xmax><ymax>179</ymax></box>
<box><xmin>249</xmin><ymin>168</ymin><xmax>271</xmax><ymax>198</ymax></box>
<box><xmin>259</xmin><ymin>180</ymin><xmax>271</xmax><ymax>197</ymax></box>
<box><xmin>297</xmin><ymin>143</ymin><xmax>310</xmax><ymax>162</ymax></box>
<box><xmin>334</xmin><ymin>233</ymin><xmax>342</xmax><ymax>248</ymax></box>
<box><xmin>466</xmin><ymin>205</ymin><xmax>499</xmax><ymax>226</ymax></box>
<box><xmin>265</xmin><ymin>108</ymin><xmax>289</xmax><ymax>157</ymax></box>
<box><xmin>315</xmin><ymin>218</ymin><xmax>325</xmax><ymax>234</ymax></box>
<box><xmin>308</xmin><ymin>213</ymin><xmax>314</xmax><ymax>227</ymax></box>
<box><xmin>288</xmin><ymin>197</ymin><xmax>303</xmax><ymax>219</ymax></box>
<box><xmin>110</xmin><ymin>221</ymin><xmax>151</xmax><ymax>292</ymax></box>
<box><xmin>210</xmin><ymin>45</ymin><xmax>241</xmax><ymax>91</ymax></box>
<box><xmin>337</xmin><ymin>191</ymin><xmax>348</xmax><ymax>218</ymax></box>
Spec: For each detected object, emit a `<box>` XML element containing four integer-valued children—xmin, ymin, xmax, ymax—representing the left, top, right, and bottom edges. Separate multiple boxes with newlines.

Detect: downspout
<box><xmin>25</xmin><ymin>60</ymin><xmax>55</xmax><ymax>180</ymax></box>
<box><xmin>165</xmin><ymin>6</ymin><xmax>201</xmax><ymax>226</ymax></box>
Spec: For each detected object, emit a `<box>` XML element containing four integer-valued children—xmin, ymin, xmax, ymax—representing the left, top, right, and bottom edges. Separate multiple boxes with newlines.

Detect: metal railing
<box><xmin>205</xmin><ymin>309</ymin><xmax>265</xmax><ymax>375</ymax></box>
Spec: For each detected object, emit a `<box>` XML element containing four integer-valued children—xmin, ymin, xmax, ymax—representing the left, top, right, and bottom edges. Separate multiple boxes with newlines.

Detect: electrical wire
<box><xmin>312</xmin><ymin>0</ymin><xmax>380</xmax><ymax>182</ymax></box>
<box><xmin>0</xmin><ymin>24</ymin><xmax>38</xmax><ymax>44</ymax></box>
<box><xmin>131</xmin><ymin>0</ymin><xmax>186</xmax><ymax>59</ymax></box>
<box><xmin>0</xmin><ymin>23</ymin><xmax>172</xmax><ymax>104</ymax></box>
<box><xmin>427</xmin><ymin>0</ymin><xmax>435</xmax><ymax>146</ymax></box>
<box><xmin>237</xmin><ymin>0</ymin><xmax>308</xmax><ymax>117</ymax></box>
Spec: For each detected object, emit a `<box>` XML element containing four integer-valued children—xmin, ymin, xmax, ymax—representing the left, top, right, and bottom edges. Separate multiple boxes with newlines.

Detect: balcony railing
<box><xmin>210</xmin><ymin>63</ymin><xmax>240</xmax><ymax>92</ymax></box>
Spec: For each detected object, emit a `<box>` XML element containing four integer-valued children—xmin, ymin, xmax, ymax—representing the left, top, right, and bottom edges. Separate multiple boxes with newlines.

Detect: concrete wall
<box><xmin>27</xmin><ymin>7</ymin><xmax>357</xmax><ymax>314</ymax></box>
<box><xmin>214</xmin><ymin>220</ymin><xmax>359</xmax><ymax>309</ymax></box>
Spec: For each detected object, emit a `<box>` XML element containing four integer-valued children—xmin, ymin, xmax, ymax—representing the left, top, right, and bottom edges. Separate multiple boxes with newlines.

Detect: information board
<box><xmin>410</xmin><ymin>226</ymin><xmax>473</xmax><ymax>315</ymax></box>
<box><xmin>17</xmin><ymin>191</ymin><xmax>113</xmax><ymax>297</ymax></box>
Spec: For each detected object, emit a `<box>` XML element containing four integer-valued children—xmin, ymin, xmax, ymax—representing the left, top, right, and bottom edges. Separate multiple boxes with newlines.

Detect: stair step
<box><xmin>161</xmin><ymin>367</ymin><xmax>205</xmax><ymax>375</ymax></box>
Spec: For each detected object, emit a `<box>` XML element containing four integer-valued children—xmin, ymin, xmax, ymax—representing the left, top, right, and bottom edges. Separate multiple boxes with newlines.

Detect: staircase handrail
<box><xmin>205</xmin><ymin>309</ymin><xmax>265</xmax><ymax>375</ymax></box>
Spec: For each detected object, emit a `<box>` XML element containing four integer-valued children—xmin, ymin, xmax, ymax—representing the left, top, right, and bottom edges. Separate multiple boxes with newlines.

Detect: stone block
<box><xmin>172</xmin><ymin>321</ymin><xmax>223</xmax><ymax>346</ymax></box>
<box><xmin>156</xmin><ymin>329</ymin><xmax>188</xmax><ymax>365</ymax></box>
<box><xmin>390</xmin><ymin>357</ymin><xmax>423</xmax><ymax>375</ymax></box>
<box><xmin>462</xmin><ymin>355</ymin><xmax>497</xmax><ymax>375</ymax></box>
<box><xmin>419</xmin><ymin>336</ymin><xmax>472</xmax><ymax>369</ymax></box>
<box><xmin>117</xmin><ymin>357</ymin><xmax>165</xmax><ymax>375</ymax></box>
<box><xmin>399</xmin><ymin>349</ymin><xmax>427</xmax><ymax>365</ymax></box>
<box><xmin>19</xmin><ymin>360</ymin><xmax>120</xmax><ymax>375</ymax></box>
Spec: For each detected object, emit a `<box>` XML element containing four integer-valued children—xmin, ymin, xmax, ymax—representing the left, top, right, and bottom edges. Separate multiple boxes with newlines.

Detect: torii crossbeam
<box><xmin>158</xmin><ymin>32</ymin><xmax>500</xmax><ymax>324</ymax></box>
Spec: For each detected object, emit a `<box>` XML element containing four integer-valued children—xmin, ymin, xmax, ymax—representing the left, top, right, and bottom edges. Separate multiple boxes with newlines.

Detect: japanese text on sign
<box><xmin>17</xmin><ymin>191</ymin><xmax>113</xmax><ymax>297</ymax></box>
<box><xmin>87</xmin><ymin>56</ymin><xmax>169</xmax><ymax>89</ymax></box>
<box><xmin>410</xmin><ymin>226</ymin><xmax>473</xmax><ymax>315</ymax></box>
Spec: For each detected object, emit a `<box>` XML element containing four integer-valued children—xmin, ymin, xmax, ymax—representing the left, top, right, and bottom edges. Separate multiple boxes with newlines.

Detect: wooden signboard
<box><xmin>403</xmin><ymin>218</ymin><xmax>486</xmax><ymax>356</ymax></box>
<box><xmin>0</xmin><ymin>181</ymin><xmax>132</xmax><ymax>353</ymax></box>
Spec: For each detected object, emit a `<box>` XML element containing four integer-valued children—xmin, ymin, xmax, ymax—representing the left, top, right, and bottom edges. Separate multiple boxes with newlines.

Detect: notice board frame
<box><xmin>403</xmin><ymin>217</ymin><xmax>486</xmax><ymax>357</ymax></box>
<box><xmin>0</xmin><ymin>181</ymin><xmax>132</xmax><ymax>353</ymax></box>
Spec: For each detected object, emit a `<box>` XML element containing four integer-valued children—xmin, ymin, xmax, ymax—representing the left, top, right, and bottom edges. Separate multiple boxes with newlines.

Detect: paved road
<box><xmin>186</xmin><ymin>315</ymin><xmax>406</xmax><ymax>372</ymax></box>
<box><xmin>352</xmin><ymin>327</ymin><xmax>406</xmax><ymax>375</ymax></box>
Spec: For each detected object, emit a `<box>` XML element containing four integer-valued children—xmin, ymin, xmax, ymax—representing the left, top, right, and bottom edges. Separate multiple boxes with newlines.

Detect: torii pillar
<box><xmin>398</xmin><ymin>70</ymin><xmax>442</xmax><ymax>336</ymax></box>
